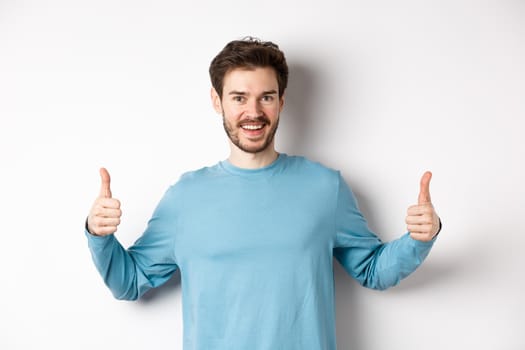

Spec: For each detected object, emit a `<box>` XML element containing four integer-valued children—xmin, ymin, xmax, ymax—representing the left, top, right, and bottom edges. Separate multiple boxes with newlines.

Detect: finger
<box><xmin>99</xmin><ymin>167</ymin><xmax>112</xmax><ymax>198</ymax></box>
<box><xmin>405</xmin><ymin>215</ymin><xmax>432</xmax><ymax>225</ymax></box>
<box><xmin>96</xmin><ymin>217</ymin><xmax>121</xmax><ymax>227</ymax></box>
<box><xmin>93</xmin><ymin>207</ymin><xmax>122</xmax><ymax>219</ymax></box>
<box><xmin>96</xmin><ymin>198</ymin><xmax>121</xmax><ymax>209</ymax></box>
<box><xmin>418</xmin><ymin>171</ymin><xmax>432</xmax><ymax>205</ymax></box>
<box><xmin>95</xmin><ymin>226</ymin><xmax>119</xmax><ymax>236</ymax></box>
<box><xmin>87</xmin><ymin>214</ymin><xmax>118</xmax><ymax>235</ymax></box>
<box><xmin>407</xmin><ymin>224</ymin><xmax>433</xmax><ymax>233</ymax></box>
<box><xmin>409</xmin><ymin>231</ymin><xmax>434</xmax><ymax>242</ymax></box>
<box><xmin>407</xmin><ymin>204</ymin><xmax>433</xmax><ymax>216</ymax></box>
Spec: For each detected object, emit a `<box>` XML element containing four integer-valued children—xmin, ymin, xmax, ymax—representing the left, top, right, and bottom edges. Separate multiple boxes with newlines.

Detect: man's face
<box><xmin>212</xmin><ymin>67</ymin><xmax>284</xmax><ymax>154</ymax></box>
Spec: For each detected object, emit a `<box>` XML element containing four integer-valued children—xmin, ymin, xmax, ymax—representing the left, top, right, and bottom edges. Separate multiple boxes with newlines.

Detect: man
<box><xmin>86</xmin><ymin>37</ymin><xmax>441</xmax><ymax>349</ymax></box>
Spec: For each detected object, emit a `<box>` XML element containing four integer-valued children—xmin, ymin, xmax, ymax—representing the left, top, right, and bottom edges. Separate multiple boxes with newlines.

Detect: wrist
<box><xmin>85</xmin><ymin>217</ymin><xmax>99</xmax><ymax>236</ymax></box>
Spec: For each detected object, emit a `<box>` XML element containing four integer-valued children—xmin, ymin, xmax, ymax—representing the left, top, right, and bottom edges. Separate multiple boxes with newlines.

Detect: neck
<box><xmin>227</xmin><ymin>142</ymin><xmax>279</xmax><ymax>169</ymax></box>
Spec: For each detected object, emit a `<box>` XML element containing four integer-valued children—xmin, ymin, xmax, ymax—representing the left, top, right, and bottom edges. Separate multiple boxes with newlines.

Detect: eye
<box><xmin>261</xmin><ymin>95</ymin><xmax>275</xmax><ymax>103</ymax></box>
<box><xmin>232</xmin><ymin>95</ymin><xmax>245</xmax><ymax>103</ymax></box>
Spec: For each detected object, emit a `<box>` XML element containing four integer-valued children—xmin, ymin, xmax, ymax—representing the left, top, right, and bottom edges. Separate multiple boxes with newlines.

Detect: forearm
<box><xmin>85</xmin><ymin>231</ymin><xmax>142</xmax><ymax>300</ymax></box>
<box><xmin>337</xmin><ymin>233</ymin><xmax>435</xmax><ymax>290</ymax></box>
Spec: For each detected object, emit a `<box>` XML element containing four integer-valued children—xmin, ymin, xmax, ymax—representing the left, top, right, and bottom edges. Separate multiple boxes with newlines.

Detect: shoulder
<box><xmin>282</xmin><ymin>154</ymin><xmax>341</xmax><ymax>186</ymax></box>
<box><xmin>283</xmin><ymin>154</ymin><xmax>339</xmax><ymax>176</ymax></box>
<box><xmin>164</xmin><ymin>163</ymin><xmax>224</xmax><ymax>194</ymax></box>
<box><xmin>178</xmin><ymin>164</ymin><xmax>222</xmax><ymax>183</ymax></box>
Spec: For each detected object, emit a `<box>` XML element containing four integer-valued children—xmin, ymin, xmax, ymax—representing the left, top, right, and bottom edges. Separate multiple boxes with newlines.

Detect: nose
<box><xmin>245</xmin><ymin>98</ymin><xmax>262</xmax><ymax>118</ymax></box>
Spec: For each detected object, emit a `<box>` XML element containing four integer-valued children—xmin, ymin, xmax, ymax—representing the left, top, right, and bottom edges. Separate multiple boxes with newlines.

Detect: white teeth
<box><xmin>242</xmin><ymin>124</ymin><xmax>264</xmax><ymax>130</ymax></box>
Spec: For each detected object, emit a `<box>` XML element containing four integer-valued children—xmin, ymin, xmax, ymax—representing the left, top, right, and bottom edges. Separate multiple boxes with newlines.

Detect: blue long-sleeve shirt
<box><xmin>86</xmin><ymin>154</ymin><xmax>435</xmax><ymax>349</ymax></box>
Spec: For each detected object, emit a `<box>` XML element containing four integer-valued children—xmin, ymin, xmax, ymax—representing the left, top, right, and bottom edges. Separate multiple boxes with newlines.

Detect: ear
<box><xmin>211</xmin><ymin>88</ymin><xmax>222</xmax><ymax>114</ymax></box>
<box><xmin>279</xmin><ymin>91</ymin><xmax>286</xmax><ymax>112</ymax></box>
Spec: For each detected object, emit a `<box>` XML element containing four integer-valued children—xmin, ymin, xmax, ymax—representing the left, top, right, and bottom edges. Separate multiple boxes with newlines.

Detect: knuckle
<box><xmin>92</xmin><ymin>216</ymin><xmax>101</xmax><ymax>226</ymax></box>
<box><xmin>101</xmin><ymin>227</ymin><xmax>114</xmax><ymax>235</ymax></box>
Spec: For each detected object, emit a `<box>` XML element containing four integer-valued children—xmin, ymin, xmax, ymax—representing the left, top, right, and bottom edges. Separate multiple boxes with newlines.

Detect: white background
<box><xmin>1</xmin><ymin>0</ymin><xmax>524</xmax><ymax>349</ymax></box>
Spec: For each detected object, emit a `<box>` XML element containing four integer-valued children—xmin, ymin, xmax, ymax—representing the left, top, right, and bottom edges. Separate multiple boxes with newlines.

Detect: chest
<box><xmin>173</xmin><ymin>178</ymin><xmax>335</xmax><ymax>265</ymax></box>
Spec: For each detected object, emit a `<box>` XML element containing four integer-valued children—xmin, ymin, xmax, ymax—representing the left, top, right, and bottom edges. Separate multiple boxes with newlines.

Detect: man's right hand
<box><xmin>87</xmin><ymin>168</ymin><xmax>122</xmax><ymax>236</ymax></box>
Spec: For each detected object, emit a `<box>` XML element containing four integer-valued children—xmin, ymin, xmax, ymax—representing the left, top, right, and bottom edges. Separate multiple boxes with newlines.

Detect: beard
<box><xmin>222</xmin><ymin>114</ymin><xmax>280</xmax><ymax>154</ymax></box>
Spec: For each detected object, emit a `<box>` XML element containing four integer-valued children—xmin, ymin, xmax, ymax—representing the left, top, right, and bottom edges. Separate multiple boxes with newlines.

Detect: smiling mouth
<box><xmin>241</xmin><ymin>124</ymin><xmax>265</xmax><ymax>130</ymax></box>
<box><xmin>238</xmin><ymin>117</ymin><xmax>269</xmax><ymax>132</ymax></box>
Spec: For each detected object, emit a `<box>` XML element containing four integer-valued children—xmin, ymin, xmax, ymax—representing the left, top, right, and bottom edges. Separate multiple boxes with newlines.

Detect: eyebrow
<box><xmin>228</xmin><ymin>90</ymin><xmax>278</xmax><ymax>96</ymax></box>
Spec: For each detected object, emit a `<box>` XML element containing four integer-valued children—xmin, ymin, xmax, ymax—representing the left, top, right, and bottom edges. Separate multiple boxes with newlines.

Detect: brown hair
<box><xmin>209</xmin><ymin>37</ymin><xmax>289</xmax><ymax>99</ymax></box>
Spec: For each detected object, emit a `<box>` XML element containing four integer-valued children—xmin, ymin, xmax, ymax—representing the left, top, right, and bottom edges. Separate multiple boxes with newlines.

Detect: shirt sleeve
<box><xmin>85</xmin><ymin>186</ymin><xmax>179</xmax><ymax>300</ymax></box>
<box><xmin>333</xmin><ymin>173</ymin><xmax>435</xmax><ymax>290</ymax></box>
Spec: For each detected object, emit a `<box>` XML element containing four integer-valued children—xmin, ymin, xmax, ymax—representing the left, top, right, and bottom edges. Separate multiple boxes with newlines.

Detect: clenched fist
<box><xmin>87</xmin><ymin>168</ymin><xmax>122</xmax><ymax>236</ymax></box>
<box><xmin>406</xmin><ymin>171</ymin><xmax>441</xmax><ymax>242</ymax></box>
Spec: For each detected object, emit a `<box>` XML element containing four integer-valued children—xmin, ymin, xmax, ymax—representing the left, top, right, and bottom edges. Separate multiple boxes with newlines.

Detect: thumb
<box><xmin>418</xmin><ymin>171</ymin><xmax>432</xmax><ymax>204</ymax></box>
<box><xmin>99</xmin><ymin>167</ymin><xmax>112</xmax><ymax>198</ymax></box>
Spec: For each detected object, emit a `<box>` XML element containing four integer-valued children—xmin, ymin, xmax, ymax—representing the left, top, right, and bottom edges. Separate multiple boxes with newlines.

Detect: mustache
<box><xmin>237</xmin><ymin>116</ymin><xmax>271</xmax><ymax>127</ymax></box>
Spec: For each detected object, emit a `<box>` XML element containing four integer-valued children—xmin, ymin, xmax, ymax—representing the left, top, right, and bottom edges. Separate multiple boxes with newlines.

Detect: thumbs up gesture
<box><xmin>405</xmin><ymin>171</ymin><xmax>441</xmax><ymax>242</ymax></box>
<box><xmin>87</xmin><ymin>168</ymin><xmax>122</xmax><ymax>236</ymax></box>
